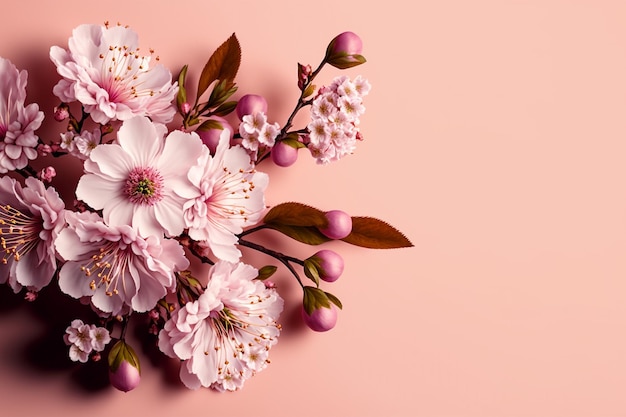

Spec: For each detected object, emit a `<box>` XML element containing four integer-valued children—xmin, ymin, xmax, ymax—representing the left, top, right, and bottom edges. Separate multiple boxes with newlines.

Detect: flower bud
<box><xmin>109</xmin><ymin>359</ymin><xmax>141</xmax><ymax>392</ymax></box>
<box><xmin>310</xmin><ymin>249</ymin><xmax>344</xmax><ymax>282</ymax></box>
<box><xmin>235</xmin><ymin>94</ymin><xmax>268</xmax><ymax>120</ymax></box>
<box><xmin>302</xmin><ymin>304</ymin><xmax>338</xmax><ymax>332</ymax></box>
<box><xmin>108</xmin><ymin>340</ymin><xmax>141</xmax><ymax>392</ymax></box>
<box><xmin>196</xmin><ymin>116</ymin><xmax>234</xmax><ymax>154</ymax></box>
<box><xmin>38</xmin><ymin>166</ymin><xmax>56</xmax><ymax>183</ymax></box>
<box><xmin>53</xmin><ymin>103</ymin><xmax>70</xmax><ymax>122</ymax></box>
<box><xmin>319</xmin><ymin>210</ymin><xmax>352</xmax><ymax>240</ymax></box>
<box><xmin>325</xmin><ymin>32</ymin><xmax>366</xmax><ymax>69</ymax></box>
<box><xmin>271</xmin><ymin>141</ymin><xmax>299</xmax><ymax>167</ymax></box>
<box><xmin>181</xmin><ymin>102</ymin><xmax>191</xmax><ymax>115</ymax></box>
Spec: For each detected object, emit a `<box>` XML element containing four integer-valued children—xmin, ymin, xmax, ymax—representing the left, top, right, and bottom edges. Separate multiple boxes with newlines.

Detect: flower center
<box><xmin>0</xmin><ymin>204</ymin><xmax>41</xmax><ymax>264</ymax></box>
<box><xmin>124</xmin><ymin>167</ymin><xmax>164</xmax><ymax>205</ymax></box>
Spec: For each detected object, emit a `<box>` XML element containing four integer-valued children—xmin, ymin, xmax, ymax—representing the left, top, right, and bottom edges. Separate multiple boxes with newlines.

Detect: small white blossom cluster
<box><xmin>239</xmin><ymin>112</ymin><xmax>280</xmax><ymax>159</ymax></box>
<box><xmin>59</xmin><ymin>128</ymin><xmax>102</xmax><ymax>160</ymax></box>
<box><xmin>64</xmin><ymin>319</ymin><xmax>111</xmax><ymax>363</ymax></box>
<box><xmin>306</xmin><ymin>75</ymin><xmax>371</xmax><ymax>164</ymax></box>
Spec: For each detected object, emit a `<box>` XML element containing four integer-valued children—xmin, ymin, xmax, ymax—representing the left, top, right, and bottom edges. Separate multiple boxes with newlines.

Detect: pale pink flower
<box><xmin>56</xmin><ymin>210</ymin><xmax>189</xmax><ymax>316</ymax></box>
<box><xmin>307</xmin><ymin>75</ymin><xmax>370</xmax><ymax>165</ymax></box>
<box><xmin>50</xmin><ymin>24</ymin><xmax>177</xmax><ymax>124</ymax></box>
<box><xmin>0</xmin><ymin>57</ymin><xmax>44</xmax><ymax>173</ymax></box>
<box><xmin>76</xmin><ymin>116</ymin><xmax>203</xmax><ymax>238</ymax></box>
<box><xmin>59</xmin><ymin>128</ymin><xmax>102</xmax><ymax>160</ymax></box>
<box><xmin>158</xmin><ymin>261</ymin><xmax>283</xmax><ymax>391</ymax></box>
<box><xmin>183</xmin><ymin>129</ymin><xmax>268</xmax><ymax>262</ymax></box>
<box><xmin>238</xmin><ymin>112</ymin><xmax>280</xmax><ymax>159</ymax></box>
<box><xmin>0</xmin><ymin>176</ymin><xmax>65</xmax><ymax>292</ymax></box>
<box><xmin>64</xmin><ymin>319</ymin><xmax>111</xmax><ymax>362</ymax></box>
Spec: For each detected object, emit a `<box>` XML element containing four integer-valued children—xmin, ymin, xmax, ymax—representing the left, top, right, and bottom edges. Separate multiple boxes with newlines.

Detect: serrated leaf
<box><xmin>256</xmin><ymin>265</ymin><xmax>278</xmax><ymax>281</ymax></box>
<box><xmin>303</xmin><ymin>286</ymin><xmax>330</xmax><ymax>315</ymax></box>
<box><xmin>341</xmin><ymin>216</ymin><xmax>413</xmax><ymax>249</ymax></box>
<box><xmin>265</xmin><ymin>223</ymin><xmax>331</xmax><ymax>246</ymax></box>
<box><xmin>264</xmin><ymin>202</ymin><xmax>328</xmax><ymax>227</ymax></box>
<box><xmin>197</xmin><ymin>33</ymin><xmax>241</xmax><ymax>99</ymax></box>
<box><xmin>325</xmin><ymin>292</ymin><xmax>343</xmax><ymax>309</ymax></box>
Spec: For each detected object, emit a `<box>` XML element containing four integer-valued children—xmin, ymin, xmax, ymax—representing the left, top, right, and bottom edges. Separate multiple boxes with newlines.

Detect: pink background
<box><xmin>1</xmin><ymin>1</ymin><xmax>626</xmax><ymax>416</ymax></box>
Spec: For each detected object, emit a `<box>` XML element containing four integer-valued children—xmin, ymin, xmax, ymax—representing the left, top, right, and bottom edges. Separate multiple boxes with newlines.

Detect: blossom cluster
<box><xmin>0</xmin><ymin>23</ymin><xmax>411</xmax><ymax>393</ymax></box>
<box><xmin>64</xmin><ymin>319</ymin><xmax>111</xmax><ymax>363</ymax></box>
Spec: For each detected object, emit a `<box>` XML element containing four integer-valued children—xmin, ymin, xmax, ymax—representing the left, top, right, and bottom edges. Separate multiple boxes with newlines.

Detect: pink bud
<box><xmin>196</xmin><ymin>116</ymin><xmax>233</xmax><ymax>154</ymax></box>
<box><xmin>109</xmin><ymin>360</ymin><xmax>141</xmax><ymax>392</ymax></box>
<box><xmin>302</xmin><ymin>304</ymin><xmax>338</xmax><ymax>332</ymax></box>
<box><xmin>271</xmin><ymin>141</ymin><xmax>299</xmax><ymax>167</ymax></box>
<box><xmin>181</xmin><ymin>102</ymin><xmax>191</xmax><ymax>115</ymax></box>
<box><xmin>319</xmin><ymin>210</ymin><xmax>352</xmax><ymax>240</ymax></box>
<box><xmin>325</xmin><ymin>32</ymin><xmax>366</xmax><ymax>69</ymax></box>
<box><xmin>235</xmin><ymin>94</ymin><xmax>268</xmax><ymax>120</ymax></box>
<box><xmin>38</xmin><ymin>166</ymin><xmax>56</xmax><ymax>183</ymax></box>
<box><xmin>53</xmin><ymin>104</ymin><xmax>69</xmax><ymax>122</ymax></box>
<box><xmin>37</xmin><ymin>144</ymin><xmax>52</xmax><ymax>156</ymax></box>
<box><xmin>327</xmin><ymin>31</ymin><xmax>363</xmax><ymax>57</ymax></box>
<box><xmin>312</xmin><ymin>249</ymin><xmax>344</xmax><ymax>282</ymax></box>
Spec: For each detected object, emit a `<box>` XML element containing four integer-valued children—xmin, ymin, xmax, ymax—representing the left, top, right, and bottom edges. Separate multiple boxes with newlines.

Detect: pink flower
<box><xmin>183</xmin><ymin>129</ymin><xmax>268</xmax><ymax>262</ymax></box>
<box><xmin>0</xmin><ymin>176</ymin><xmax>65</xmax><ymax>292</ymax></box>
<box><xmin>76</xmin><ymin>116</ymin><xmax>203</xmax><ymax>238</ymax></box>
<box><xmin>49</xmin><ymin>24</ymin><xmax>178</xmax><ymax>124</ymax></box>
<box><xmin>0</xmin><ymin>57</ymin><xmax>44</xmax><ymax>173</ymax></box>
<box><xmin>56</xmin><ymin>210</ymin><xmax>189</xmax><ymax>316</ymax></box>
<box><xmin>158</xmin><ymin>261</ymin><xmax>283</xmax><ymax>391</ymax></box>
<box><xmin>63</xmin><ymin>318</ymin><xmax>111</xmax><ymax>363</ymax></box>
<box><xmin>307</xmin><ymin>75</ymin><xmax>370</xmax><ymax>165</ymax></box>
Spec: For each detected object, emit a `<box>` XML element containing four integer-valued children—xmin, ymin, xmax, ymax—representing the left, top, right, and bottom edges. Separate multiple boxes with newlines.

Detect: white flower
<box><xmin>158</xmin><ymin>261</ymin><xmax>283</xmax><ymax>391</ymax></box>
<box><xmin>76</xmin><ymin>116</ymin><xmax>203</xmax><ymax>238</ymax></box>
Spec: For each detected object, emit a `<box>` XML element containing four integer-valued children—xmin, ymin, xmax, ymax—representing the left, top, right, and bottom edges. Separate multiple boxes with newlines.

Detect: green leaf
<box><xmin>302</xmin><ymin>83</ymin><xmax>316</xmax><ymax>99</ymax></box>
<box><xmin>176</xmin><ymin>65</ymin><xmax>188</xmax><ymax>110</ymax></box>
<box><xmin>256</xmin><ymin>265</ymin><xmax>278</xmax><ymax>281</ymax></box>
<box><xmin>327</xmin><ymin>54</ymin><xmax>367</xmax><ymax>70</ymax></box>
<box><xmin>108</xmin><ymin>340</ymin><xmax>141</xmax><ymax>373</ymax></box>
<box><xmin>303</xmin><ymin>286</ymin><xmax>330</xmax><ymax>315</ymax></box>
<box><xmin>265</xmin><ymin>223</ymin><xmax>331</xmax><ymax>246</ymax></box>
<box><xmin>325</xmin><ymin>292</ymin><xmax>343</xmax><ymax>309</ymax></box>
<box><xmin>303</xmin><ymin>258</ymin><xmax>321</xmax><ymax>286</ymax></box>
<box><xmin>197</xmin><ymin>33</ymin><xmax>241</xmax><ymax>99</ymax></box>
<box><xmin>212</xmin><ymin>100</ymin><xmax>238</xmax><ymax>117</ymax></box>
<box><xmin>281</xmin><ymin>134</ymin><xmax>306</xmax><ymax>149</ymax></box>
<box><xmin>263</xmin><ymin>202</ymin><xmax>328</xmax><ymax>227</ymax></box>
<box><xmin>341</xmin><ymin>216</ymin><xmax>413</xmax><ymax>249</ymax></box>
<box><xmin>197</xmin><ymin>119</ymin><xmax>225</xmax><ymax>131</ymax></box>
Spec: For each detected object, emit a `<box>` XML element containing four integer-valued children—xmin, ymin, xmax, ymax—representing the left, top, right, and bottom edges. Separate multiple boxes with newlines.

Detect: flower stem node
<box><xmin>235</xmin><ymin>94</ymin><xmax>268</xmax><ymax>120</ymax></box>
<box><xmin>108</xmin><ymin>340</ymin><xmax>141</xmax><ymax>392</ymax></box>
<box><xmin>309</xmin><ymin>249</ymin><xmax>344</xmax><ymax>282</ymax></box>
<box><xmin>319</xmin><ymin>210</ymin><xmax>352</xmax><ymax>240</ymax></box>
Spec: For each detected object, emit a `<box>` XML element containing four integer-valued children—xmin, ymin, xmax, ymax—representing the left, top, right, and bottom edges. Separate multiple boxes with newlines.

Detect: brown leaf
<box><xmin>263</xmin><ymin>202</ymin><xmax>328</xmax><ymax>227</ymax></box>
<box><xmin>197</xmin><ymin>33</ymin><xmax>241</xmax><ymax>99</ymax></box>
<box><xmin>341</xmin><ymin>216</ymin><xmax>413</xmax><ymax>249</ymax></box>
